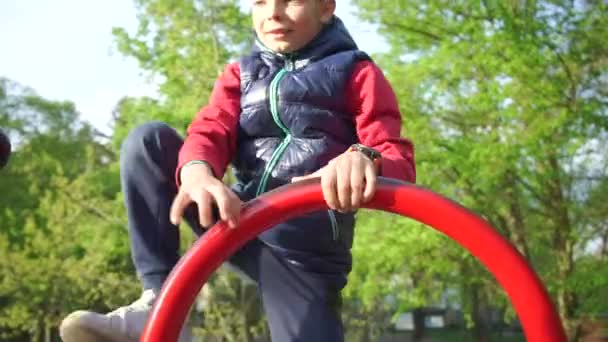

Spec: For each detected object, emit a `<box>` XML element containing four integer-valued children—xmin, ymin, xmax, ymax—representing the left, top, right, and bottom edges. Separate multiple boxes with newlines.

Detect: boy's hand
<box><xmin>170</xmin><ymin>163</ymin><xmax>242</xmax><ymax>228</ymax></box>
<box><xmin>291</xmin><ymin>150</ymin><xmax>378</xmax><ymax>213</ymax></box>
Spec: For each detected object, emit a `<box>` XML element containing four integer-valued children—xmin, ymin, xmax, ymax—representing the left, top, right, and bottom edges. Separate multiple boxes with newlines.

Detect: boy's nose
<box><xmin>265</xmin><ymin>0</ymin><xmax>285</xmax><ymax>21</ymax></box>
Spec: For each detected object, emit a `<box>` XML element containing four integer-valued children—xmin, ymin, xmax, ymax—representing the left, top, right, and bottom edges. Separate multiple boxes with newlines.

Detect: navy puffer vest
<box><xmin>232</xmin><ymin>17</ymin><xmax>369</xmax><ymax>265</ymax></box>
<box><xmin>234</xmin><ymin>17</ymin><xmax>369</xmax><ymax>198</ymax></box>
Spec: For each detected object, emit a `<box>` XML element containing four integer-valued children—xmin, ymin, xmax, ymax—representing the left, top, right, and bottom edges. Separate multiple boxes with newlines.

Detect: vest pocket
<box><xmin>327</xmin><ymin>210</ymin><xmax>340</xmax><ymax>241</ymax></box>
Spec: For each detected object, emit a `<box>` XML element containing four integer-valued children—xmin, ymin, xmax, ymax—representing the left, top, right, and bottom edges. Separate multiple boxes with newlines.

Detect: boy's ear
<box><xmin>319</xmin><ymin>0</ymin><xmax>336</xmax><ymax>24</ymax></box>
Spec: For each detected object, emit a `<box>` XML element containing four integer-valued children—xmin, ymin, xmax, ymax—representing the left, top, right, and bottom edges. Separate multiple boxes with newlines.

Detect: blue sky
<box><xmin>0</xmin><ymin>0</ymin><xmax>386</xmax><ymax>134</ymax></box>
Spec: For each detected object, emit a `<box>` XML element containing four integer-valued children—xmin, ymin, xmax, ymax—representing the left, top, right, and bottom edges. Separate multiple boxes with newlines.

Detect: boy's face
<box><xmin>252</xmin><ymin>0</ymin><xmax>336</xmax><ymax>54</ymax></box>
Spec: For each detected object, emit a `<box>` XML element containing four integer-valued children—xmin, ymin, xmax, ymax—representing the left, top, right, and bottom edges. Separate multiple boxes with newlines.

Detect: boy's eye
<box><xmin>253</xmin><ymin>0</ymin><xmax>265</xmax><ymax>6</ymax></box>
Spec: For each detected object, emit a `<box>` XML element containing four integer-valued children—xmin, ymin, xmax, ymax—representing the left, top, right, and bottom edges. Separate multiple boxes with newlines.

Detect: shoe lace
<box><xmin>109</xmin><ymin>289</ymin><xmax>156</xmax><ymax>317</ymax></box>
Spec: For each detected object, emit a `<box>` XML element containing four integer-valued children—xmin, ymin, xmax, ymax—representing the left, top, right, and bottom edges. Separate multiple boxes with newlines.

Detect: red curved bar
<box><xmin>141</xmin><ymin>178</ymin><xmax>567</xmax><ymax>342</ymax></box>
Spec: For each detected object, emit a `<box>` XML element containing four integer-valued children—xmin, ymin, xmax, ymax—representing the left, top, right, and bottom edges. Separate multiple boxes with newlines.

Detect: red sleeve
<box><xmin>176</xmin><ymin>62</ymin><xmax>241</xmax><ymax>184</ymax></box>
<box><xmin>346</xmin><ymin>60</ymin><xmax>416</xmax><ymax>183</ymax></box>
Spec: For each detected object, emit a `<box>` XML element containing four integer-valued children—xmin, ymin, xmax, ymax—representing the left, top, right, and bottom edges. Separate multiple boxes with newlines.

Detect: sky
<box><xmin>0</xmin><ymin>0</ymin><xmax>386</xmax><ymax>134</ymax></box>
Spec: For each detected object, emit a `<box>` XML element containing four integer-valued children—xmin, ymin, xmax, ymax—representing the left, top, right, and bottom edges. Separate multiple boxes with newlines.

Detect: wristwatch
<box><xmin>348</xmin><ymin>143</ymin><xmax>382</xmax><ymax>175</ymax></box>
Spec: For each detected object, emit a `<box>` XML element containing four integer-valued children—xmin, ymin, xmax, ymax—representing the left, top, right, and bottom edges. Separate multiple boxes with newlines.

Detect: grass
<box><xmin>425</xmin><ymin>329</ymin><xmax>525</xmax><ymax>341</ymax></box>
<box><xmin>375</xmin><ymin>329</ymin><xmax>526</xmax><ymax>342</ymax></box>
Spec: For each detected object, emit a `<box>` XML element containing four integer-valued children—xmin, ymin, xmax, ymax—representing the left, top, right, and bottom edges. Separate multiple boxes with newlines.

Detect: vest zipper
<box><xmin>256</xmin><ymin>60</ymin><xmax>293</xmax><ymax>196</ymax></box>
<box><xmin>253</xmin><ymin>55</ymin><xmax>339</xmax><ymax>240</ymax></box>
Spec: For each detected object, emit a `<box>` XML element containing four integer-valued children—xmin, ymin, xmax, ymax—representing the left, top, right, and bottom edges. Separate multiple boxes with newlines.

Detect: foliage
<box><xmin>0</xmin><ymin>79</ymin><xmax>139</xmax><ymax>341</ymax></box>
<box><xmin>348</xmin><ymin>0</ymin><xmax>608</xmax><ymax>339</ymax></box>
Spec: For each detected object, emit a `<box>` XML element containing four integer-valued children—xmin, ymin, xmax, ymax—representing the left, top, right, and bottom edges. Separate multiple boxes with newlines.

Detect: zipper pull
<box><xmin>284</xmin><ymin>55</ymin><xmax>295</xmax><ymax>71</ymax></box>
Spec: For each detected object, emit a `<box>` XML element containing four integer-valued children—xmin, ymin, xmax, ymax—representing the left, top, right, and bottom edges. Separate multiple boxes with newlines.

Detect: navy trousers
<box><xmin>119</xmin><ymin>122</ymin><xmax>348</xmax><ymax>341</ymax></box>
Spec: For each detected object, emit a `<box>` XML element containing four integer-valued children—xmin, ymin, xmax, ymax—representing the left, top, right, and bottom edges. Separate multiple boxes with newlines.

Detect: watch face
<box><xmin>368</xmin><ymin>148</ymin><xmax>381</xmax><ymax>159</ymax></box>
<box><xmin>354</xmin><ymin>144</ymin><xmax>380</xmax><ymax>160</ymax></box>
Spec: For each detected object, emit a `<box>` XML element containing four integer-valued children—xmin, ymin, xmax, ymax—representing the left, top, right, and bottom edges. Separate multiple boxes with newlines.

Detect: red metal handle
<box><xmin>141</xmin><ymin>178</ymin><xmax>567</xmax><ymax>342</ymax></box>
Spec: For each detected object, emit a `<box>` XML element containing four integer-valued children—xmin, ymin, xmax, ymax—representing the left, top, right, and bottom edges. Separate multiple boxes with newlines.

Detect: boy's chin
<box><xmin>271</xmin><ymin>46</ymin><xmax>295</xmax><ymax>54</ymax></box>
<box><xmin>264</xmin><ymin>41</ymin><xmax>298</xmax><ymax>54</ymax></box>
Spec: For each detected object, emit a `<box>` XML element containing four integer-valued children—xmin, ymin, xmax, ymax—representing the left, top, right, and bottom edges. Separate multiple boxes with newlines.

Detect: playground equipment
<box><xmin>0</xmin><ymin>129</ymin><xmax>10</xmax><ymax>169</ymax></box>
<box><xmin>141</xmin><ymin>178</ymin><xmax>568</xmax><ymax>342</ymax></box>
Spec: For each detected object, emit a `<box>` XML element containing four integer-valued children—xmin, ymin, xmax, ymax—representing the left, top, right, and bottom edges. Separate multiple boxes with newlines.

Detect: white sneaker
<box><xmin>60</xmin><ymin>289</ymin><xmax>193</xmax><ymax>342</ymax></box>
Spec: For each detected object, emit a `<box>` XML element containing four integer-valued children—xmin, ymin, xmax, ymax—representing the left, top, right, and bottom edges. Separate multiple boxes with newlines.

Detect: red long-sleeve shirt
<box><xmin>177</xmin><ymin>60</ymin><xmax>415</xmax><ymax>185</ymax></box>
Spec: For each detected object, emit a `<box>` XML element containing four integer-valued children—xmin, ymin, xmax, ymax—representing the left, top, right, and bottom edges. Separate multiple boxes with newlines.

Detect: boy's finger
<box><xmin>350</xmin><ymin>164</ymin><xmax>365</xmax><ymax>209</ymax></box>
<box><xmin>336</xmin><ymin>163</ymin><xmax>351</xmax><ymax>211</ymax></box>
<box><xmin>196</xmin><ymin>192</ymin><xmax>214</xmax><ymax>228</ymax></box>
<box><xmin>223</xmin><ymin>195</ymin><xmax>241</xmax><ymax>229</ymax></box>
<box><xmin>321</xmin><ymin>168</ymin><xmax>338</xmax><ymax>210</ymax></box>
<box><xmin>228</xmin><ymin>193</ymin><xmax>243</xmax><ymax>223</ymax></box>
<box><xmin>170</xmin><ymin>191</ymin><xmax>189</xmax><ymax>225</ymax></box>
<box><xmin>206</xmin><ymin>184</ymin><xmax>241</xmax><ymax>228</ymax></box>
<box><xmin>363</xmin><ymin>166</ymin><xmax>377</xmax><ymax>202</ymax></box>
<box><xmin>291</xmin><ymin>168</ymin><xmax>323</xmax><ymax>183</ymax></box>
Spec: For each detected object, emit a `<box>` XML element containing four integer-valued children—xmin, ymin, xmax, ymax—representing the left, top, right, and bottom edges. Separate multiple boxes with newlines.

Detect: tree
<box><xmin>0</xmin><ymin>129</ymin><xmax>10</xmax><ymax>169</ymax></box>
<box><xmin>112</xmin><ymin>0</ymin><xmax>251</xmax><ymax>131</ymax></box>
<box><xmin>349</xmin><ymin>0</ymin><xmax>608</xmax><ymax>340</ymax></box>
<box><xmin>0</xmin><ymin>78</ymin><xmax>139</xmax><ymax>341</ymax></box>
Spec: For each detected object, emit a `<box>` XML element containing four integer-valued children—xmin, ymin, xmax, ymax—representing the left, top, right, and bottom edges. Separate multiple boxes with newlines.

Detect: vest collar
<box><xmin>252</xmin><ymin>16</ymin><xmax>358</xmax><ymax>67</ymax></box>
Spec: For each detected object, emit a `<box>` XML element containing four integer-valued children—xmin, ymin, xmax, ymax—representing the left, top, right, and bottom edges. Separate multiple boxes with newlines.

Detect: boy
<box><xmin>60</xmin><ymin>0</ymin><xmax>415</xmax><ymax>341</ymax></box>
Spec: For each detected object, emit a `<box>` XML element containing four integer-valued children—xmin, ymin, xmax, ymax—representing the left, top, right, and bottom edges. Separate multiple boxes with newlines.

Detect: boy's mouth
<box><xmin>266</xmin><ymin>28</ymin><xmax>292</xmax><ymax>37</ymax></box>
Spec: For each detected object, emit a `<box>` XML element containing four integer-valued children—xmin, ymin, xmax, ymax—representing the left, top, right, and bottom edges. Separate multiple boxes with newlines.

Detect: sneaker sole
<box><xmin>60</xmin><ymin>321</ymin><xmax>133</xmax><ymax>342</ymax></box>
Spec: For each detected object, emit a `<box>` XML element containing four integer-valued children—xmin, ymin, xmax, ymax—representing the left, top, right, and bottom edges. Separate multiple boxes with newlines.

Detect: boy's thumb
<box><xmin>291</xmin><ymin>175</ymin><xmax>307</xmax><ymax>183</ymax></box>
<box><xmin>291</xmin><ymin>170</ymin><xmax>322</xmax><ymax>183</ymax></box>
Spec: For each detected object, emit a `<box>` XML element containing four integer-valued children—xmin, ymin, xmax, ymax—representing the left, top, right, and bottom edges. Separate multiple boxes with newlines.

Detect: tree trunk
<box><xmin>412</xmin><ymin>308</ymin><xmax>426</xmax><ymax>341</ymax></box>
<box><xmin>504</xmin><ymin>171</ymin><xmax>530</xmax><ymax>258</ymax></box>
<box><xmin>547</xmin><ymin>155</ymin><xmax>578</xmax><ymax>341</ymax></box>
<box><xmin>44</xmin><ymin>322</ymin><xmax>52</xmax><ymax>342</ymax></box>
<box><xmin>600</xmin><ymin>225</ymin><xmax>608</xmax><ymax>260</ymax></box>
<box><xmin>363</xmin><ymin>320</ymin><xmax>371</xmax><ymax>342</ymax></box>
<box><xmin>32</xmin><ymin>319</ymin><xmax>42</xmax><ymax>342</ymax></box>
<box><xmin>471</xmin><ymin>284</ymin><xmax>491</xmax><ymax>342</ymax></box>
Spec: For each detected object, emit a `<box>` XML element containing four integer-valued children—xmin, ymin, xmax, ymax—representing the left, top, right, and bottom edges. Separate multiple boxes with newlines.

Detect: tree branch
<box><xmin>381</xmin><ymin>21</ymin><xmax>443</xmax><ymax>41</ymax></box>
